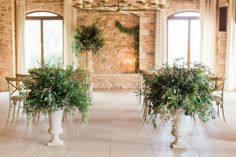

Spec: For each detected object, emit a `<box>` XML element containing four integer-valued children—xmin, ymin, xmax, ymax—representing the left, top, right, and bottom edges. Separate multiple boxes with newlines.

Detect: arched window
<box><xmin>168</xmin><ymin>11</ymin><xmax>200</xmax><ymax>65</ymax></box>
<box><xmin>25</xmin><ymin>11</ymin><xmax>63</xmax><ymax>70</ymax></box>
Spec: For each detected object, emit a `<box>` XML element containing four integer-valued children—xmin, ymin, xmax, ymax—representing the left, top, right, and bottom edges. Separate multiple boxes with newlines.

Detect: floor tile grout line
<box><xmin>8</xmin><ymin>118</ymin><xmax>47</xmax><ymax>157</ymax></box>
<box><xmin>109</xmin><ymin>130</ymin><xmax>112</xmax><ymax>157</ymax></box>
<box><xmin>143</xmin><ymin>123</ymin><xmax>156</xmax><ymax>157</ymax></box>
<box><xmin>184</xmin><ymin>136</ymin><xmax>202</xmax><ymax>157</ymax></box>
<box><xmin>19</xmin><ymin>142</ymin><xmax>32</xmax><ymax>157</ymax></box>
<box><xmin>2</xmin><ymin>91</ymin><xmax>236</xmax><ymax>157</ymax></box>
<box><xmin>64</xmin><ymin>126</ymin><xmax>80</xmax><ymax>157</ymax></box>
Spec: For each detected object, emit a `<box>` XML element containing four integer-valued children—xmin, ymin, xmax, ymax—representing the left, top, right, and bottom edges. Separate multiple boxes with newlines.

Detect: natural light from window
<box><xmin>43</xmin><ymin>20</ymin><xmax>63</xmax><ymax>64</ymax></box>
<box><xmin>25</xmin><ymin>12</ymin><xmax>63</xmax><ymax>71</ymax></box>
<box><xmin>25</xmin><ymin>20</ymin><xmax>41</xmax><ymax>70</ymax></box>
<box><xmin>168</xmin><ymin>11</ymin><xmax>200</xmax><ymax>65</ymax></box>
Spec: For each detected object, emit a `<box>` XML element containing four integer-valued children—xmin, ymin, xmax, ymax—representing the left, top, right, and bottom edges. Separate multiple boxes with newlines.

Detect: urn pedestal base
<box><xmin>170</xmin><ymin>138</ymin><xmax>187</xmax><ymax>149</ymax></box>
<box><xmin>47</xmin><ymin>135</ymin><xmax>64</xmax><ymax>146</ymax></box>
<box><xmin>47</xmin><ymin>109</ymin><xmax>64</xmax><ymax>147</ymax></box>
<box><xmin>170</xmin><ymin>110</ymin><xmax>192</xmax><ymax>149</ymax></box>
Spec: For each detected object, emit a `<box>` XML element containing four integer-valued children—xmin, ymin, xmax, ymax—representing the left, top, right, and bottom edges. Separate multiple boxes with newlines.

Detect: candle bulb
<box><xmin>72</xmin><ymin>0</ymin><xmax>167</xmax><ymax>11</ymax></box>
<box><xmin>84</xmin><ymin>0</ymin><xmax>93</xmax><ymax>4</ymax></box>
<box><xmin>160</xmin><ymin>0</ymin><xmax>166</xmax><ymax>5</ymax></box>
<box><xmin>119</xmin><ymin>0</ymin><xmax>128</xmax><ymax>3</ymax></box>
<box><xmin>77</xmin><ymin>0</ymin><xmax>83</xmax><ymax>4</ymax></box>
<box><xmin>150</xmin><ymin>0</ymin><xmax>158</xmax><ymax>5</ymax></box>
<box><xmin>136</xmin><ymin>0</ymin><xmax>146</xmax><ymax>4</ymax></box>
<box><xmin>100</xmin><ymin>0</ymin><xmax>108</xmax><ymax>3</ymax></box>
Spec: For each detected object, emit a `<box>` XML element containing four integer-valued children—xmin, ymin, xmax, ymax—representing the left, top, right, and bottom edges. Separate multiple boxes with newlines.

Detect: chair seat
<box><xmin>212</xmin><ymin>90</ymin><xmax>221</xmax><ymax>95</ymax></box>
<box><xmin>11</xmin><ymin>96</ymin><xmax>24</xmax><ymax>101</ymax></box>
<box><xmin>5</xmin><ymin>76</ymin><xmax>26</xmax><ymax>121</ymax></box>
<box><xmin>212</xmin><ymin>91</ymin><xmax>222</xmax><ymax>97</ymax></box>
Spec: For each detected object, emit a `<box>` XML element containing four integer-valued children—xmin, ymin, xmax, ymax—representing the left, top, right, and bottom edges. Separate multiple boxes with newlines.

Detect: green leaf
<box><xmin>139</xmin><ymin>59</ymin><xmax>217</xmax><ymax>128</ymax></box>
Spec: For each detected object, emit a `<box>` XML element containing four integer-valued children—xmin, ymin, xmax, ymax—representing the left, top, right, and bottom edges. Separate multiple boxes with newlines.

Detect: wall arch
<box><xmin>25</xmin><ymin>3</ymin><xmax>63</xmax><ymax>16</ymax></box>
<box><xmin>167</xmin><ymin>2</ymin><xmax>199</xmax><ymax>17</ymax></box>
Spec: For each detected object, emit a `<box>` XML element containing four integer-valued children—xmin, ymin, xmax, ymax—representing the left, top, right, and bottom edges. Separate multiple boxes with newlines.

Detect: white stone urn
<box><xmin>170</xmin><ymin>109</ymin><xmax>193</xmax><ymax>149</ymax></box>
<box><xmin>47</xmin><ymin>109</ymin><xmax>64</xmax><ymax>146</ymax></box>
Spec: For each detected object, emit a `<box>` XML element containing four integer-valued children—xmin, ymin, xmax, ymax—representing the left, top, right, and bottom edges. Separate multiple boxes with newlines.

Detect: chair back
<box><xmin>211</xmin><ymin>77</ymin><xmax>225</xmax><ymax>91</ymax></box>
<box><xmin>139</xmin><ymin>70</ymin><xmax>155</xmax><ymax>80</ymax></box>
<box><xmin>16</xmin><ymin>74</ymin><xmax>30</xmax><ymax>78</ymax></box>
<box><xmin>5</xmin><ymin>77</ymin><xmax>24</xmax><ymax>98</ymax></box>
<box><xmin>210</xmin><ymin>77</ymin><xmax>226</xmax><ymax>121</ymax></box>
<box><xmin>210</xmin><ymin>77</ymin><xmax>226</xmax><ymax>100</ymax></box>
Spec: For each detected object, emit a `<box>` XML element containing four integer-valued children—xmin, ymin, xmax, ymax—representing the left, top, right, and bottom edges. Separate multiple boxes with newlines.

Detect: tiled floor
<box><xmin>1</xmin><ymin>90</ymin><xmax>236</xmax><ymax>157</ymax></box>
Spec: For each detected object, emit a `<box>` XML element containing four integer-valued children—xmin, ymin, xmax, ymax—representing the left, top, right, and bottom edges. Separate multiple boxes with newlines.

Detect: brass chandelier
<box><xmin>73</xmin><ymin>0</ymin><xmax>167</xmax><ymax>13</ymax></box>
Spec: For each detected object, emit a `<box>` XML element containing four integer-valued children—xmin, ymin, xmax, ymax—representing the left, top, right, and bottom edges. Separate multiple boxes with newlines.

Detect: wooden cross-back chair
<box><xmin>5</xmin><ymin>77</ymin><xmax>25</xmax><ymax>120</ymax></box>
<box><xmin>211</xmin><ymin>77</ymin><xmax>226</xmax><ymax>121</ymax></box>
<box><xmin>138</xmin><ymin>70</ymin><xmax>155</xmax><ymax>122</ymax></box>
<box><xmin>16</xmin><ymin>73</ymin><xmax>30</xmax><ymax>78</ymax></box>
<box><xmin>16</xmin><ymin>73</ymin><xmax>31</xmax><ymax>94</ymax></box>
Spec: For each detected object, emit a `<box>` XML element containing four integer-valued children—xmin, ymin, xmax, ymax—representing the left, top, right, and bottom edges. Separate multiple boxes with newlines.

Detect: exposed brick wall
<box><xmin>0</xmin><ymin>0</ymin><xmax>229</xmax><ymax>90</ymax></box>
<box><xmin>139</xmin><ymin>13</ymin><xmax>155</xmax><ymax>70</ymax></box>
<box><xmin>77</xmin><ymin>0</ymin><xmax>202</xmax><ymax>89</ymax></box>
<box><xmin>92</xmin><ymin>74</ymin><xmax>139</xmax><ymax>89</ymax></box>
<box><xmin>0</xmin><ymin>0</ymin><xmax>64</xmax><ymax>91</ymax></box>
<box><xmin>216</xmin><ymin>0</ymin><xmax>228</xmax><ymax>78</ymax></box>
<box><xmin>77</xmin><ymin>13</ymin><xmax>139</xmax><ymax>74</ymax></box>
<box><xmin>166</xmin><ymin>0</ymin><xmax>227</xmax><ymax>78</ymax></box>
<box><xmin>167</xmin><ymin>0</ymin><xmax>199</xmax><ymax>16</ymax></box>
<box><xmin>217</xmin><ymin>32</ymin><xmax>227</xmax><ymax>77</ymax></box>
<box><xmin>25</xmin><ymin>0</ymin><xmax>64</xmax><ymax>15</ymax></box>
<box><xmin>138</xmin><ymin>0</ymin><xmax>199</xmax><ymax>71</ymax></box>
<box><xmin>0</xmin><ymin>0</ymin><xmax>14</xmax><ymax>91</ymax></box>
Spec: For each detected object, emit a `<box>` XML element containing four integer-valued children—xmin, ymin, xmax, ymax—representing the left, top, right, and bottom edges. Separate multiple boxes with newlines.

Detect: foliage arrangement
<box><xmin>72</xmin><ymin>24</ymin><xmax>104</xmax><ymax>56</ymax></box>
<box><xmin>140</xmin><ymin>60</ymin><xmax>216</xmax><ymax>128</ymax></box>
<box><xmin>115</xmin><ymin>21</ymin><xmax>139</xmax><ymax>72</ymax></box>
<box><xmin>23</xmin><ymin>64</ymin><xmax>90</xmax><ymax>121</ymax></box>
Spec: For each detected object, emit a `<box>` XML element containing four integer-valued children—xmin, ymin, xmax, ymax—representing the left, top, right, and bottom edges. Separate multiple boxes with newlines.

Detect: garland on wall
<box><xmin>115</xmin><ymin>21</ymin><xmax>139</xmax><ymax>72</ymax></box>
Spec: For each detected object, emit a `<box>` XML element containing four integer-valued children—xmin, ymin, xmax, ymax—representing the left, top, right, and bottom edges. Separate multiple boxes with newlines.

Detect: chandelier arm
<box><xmin>73</xmin><ymin>0</ymin><xmax>166</xmax><ymax>12</ymax></box>
<box><xmin>118</xmin><ymin>0</ymin><xmax>120</xmax><ymax>11</ymax></box>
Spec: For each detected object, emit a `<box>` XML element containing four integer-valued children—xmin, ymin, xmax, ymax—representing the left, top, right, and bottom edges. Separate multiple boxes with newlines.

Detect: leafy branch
<box><xmin>72</xmin><ymin>24</ymin><xmax>104</xmax><ymax>56</ymax></box>
<box><xmin>115</xmin><ymin>21</ymin><xmax>139</xmax><ymax>72</ymax></box>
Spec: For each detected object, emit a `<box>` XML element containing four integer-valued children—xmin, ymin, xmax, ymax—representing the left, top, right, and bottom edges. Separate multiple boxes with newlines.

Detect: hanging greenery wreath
<box><xmin>115</xmin><ymin>21</ymin><xmax>139</xmax><ymax>72</ymax></box>
<box><xmin>72</xmin><ymin>24</ymin><xmax>104</xmax><ymax>56</ymax></box>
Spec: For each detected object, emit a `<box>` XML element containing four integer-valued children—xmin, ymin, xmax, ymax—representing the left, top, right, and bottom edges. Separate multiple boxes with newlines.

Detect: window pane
<box><xmin>190</xmin><ymin>20</ymin><xmax>200</xmax><ymax>63</ymax></box>
<box><xmin>27</xmin><ymin>12</ymin><xmax>58</xmax><ymax>17</ymax></box>
<box><xmin>168</xmin><ymin>20</ymin><xmax>188</xmax><ymax>65</ymax></box>
<box><xmin>25</xmin><ymin>20</ymin><xmax>41</xmax><ymax>71</ymax></box>
<box><xmin>43</xmin><ymin>20</ymin><xmax>63</xmax><ymax>64</ymax></box>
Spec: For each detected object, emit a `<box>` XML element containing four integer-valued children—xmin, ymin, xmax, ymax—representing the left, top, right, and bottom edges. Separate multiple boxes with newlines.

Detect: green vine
<box><xmin>115</xmin><ymin>21</ymin><xmax>139</xmax><ymax>72</ymax></box>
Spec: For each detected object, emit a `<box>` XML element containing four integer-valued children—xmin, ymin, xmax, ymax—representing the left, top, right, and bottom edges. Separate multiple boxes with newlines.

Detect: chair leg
<box><xmin>139</xmin><ymin>94</ymin><xmax>142</xmax><ymax>105</ymax></box>
<box><xmin>138</xmin><ymin>74</ymin><xmax>142</xmax><ymax>105</ymax></box>
<box><xmin>143</xmin><ymin>99</ymin><xmax>148</xmax><ymax>122</ymax></box>
<box><xmin>217</xmin><ymin>102</ymin><xmax>220</xmax><ymax>117</ymax></box>
<box><xmin>17</xmin><ymin>101</ymin><xmax>21</xmax><ymax>115</ymax></box>
<box><xmin>26</xmin><ymin>114</ymin><xmax>29</xmax><ymax>125</ymax></box>
<box><xmin>7</xmin><ymin>101</ymin><xmax>13</xmax><ymax>121</ymax></box>
<box><xmin>12</xmin><ymin>101</ymin><xmax>17</xmax><ymax>120</ymax></box>
<box><xmin>221</xmin><ymin>101</ymin><xmax>226</xmax><ymax>121</ymax></box>
<box><xmin>141</xmin><ymin>97</ymin><xmax>145</xmax><ymax>111</ymax></box>
<box><xmin>62</xmin><ymin>111</ymin><xmax>67</xmax><ymax>122</ymax></box>
<box><xmin>37</xmin><ymin>114</ymin><xmax>40</xmax><ymax>121</ymax></box>
<box><xmin>33</xmin><ymin>114</ymin><xmax>37</xmax><ymax>123</ymax></box>
<box><xmin>62</xmin><ymin>112</ymin><xmax>65</xmax><ymax>122</ymax></box>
